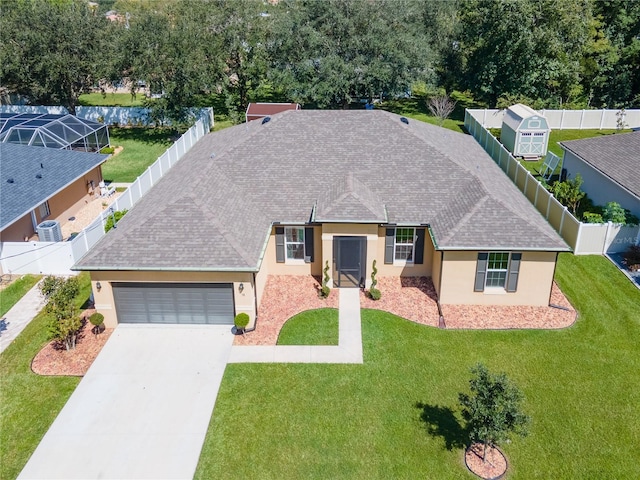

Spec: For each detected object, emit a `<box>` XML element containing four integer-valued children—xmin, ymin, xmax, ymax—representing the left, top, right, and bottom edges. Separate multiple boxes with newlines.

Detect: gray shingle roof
<box><xmin>560</xmin><ymin>132</ymin><xmax>640</xmax><ymax>198</ymax></box>
<box><xmin>75</xmin><ymin>110</ymin><xmax>568</xmax><ymax>271</ymax></box>
<box><xmin>0</xmin><ymin>143</ymin><xmax>108</xmax><ymax>230</ymax></box>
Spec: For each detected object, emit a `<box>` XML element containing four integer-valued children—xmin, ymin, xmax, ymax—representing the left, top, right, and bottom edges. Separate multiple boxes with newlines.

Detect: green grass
<box><xmin>78</xmin><ymin>92</ymin><xmax>145</xmax><ymax>107</ymax></box>
<box><xmin>277</xmin><ymin>308</ymin><xmax>339</xmax><ymax>345</ymax></box>
<box><xmin>0</xmin><ymin>275</ymin><xmax>41</xmax><ymax>317</ymax></box>
<box><xmin>196</xmin><ymin>254</ymin><xmax>640</xmax><ymax>479</ymax></box>
<box><xmin>0</xmin><ymin>272</ymin><xmax>92</xmax><ymax>480</ymax></box>
<box><xmin>102</xmin><ymin>127</ymin><xmax>178</xmax><ymax>183</ymax></box>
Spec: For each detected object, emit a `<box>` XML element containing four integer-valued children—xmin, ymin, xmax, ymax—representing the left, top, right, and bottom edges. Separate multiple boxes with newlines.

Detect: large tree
<box><xmin>268</xmin><ymin>0</ymin><xmax>433</xmax><ymax>108</ymax></box>
<box><xmin>0</xmin><ymin>0</ymin><xmax>115</xmax><ymax>114</ymax></box>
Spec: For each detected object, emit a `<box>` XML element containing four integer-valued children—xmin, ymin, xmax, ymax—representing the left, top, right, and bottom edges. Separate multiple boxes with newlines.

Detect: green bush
<box><xmin>234</xmin><ymin>313</ymin><xmax>250</xmax><ymax>329</ymax></box>
<box><xmin>99</xmin><ymin>146</ymin><xmax>115</xmax><ymax>155</ymax></box>
<box><xmin>320</xmin><ymin>261</ymin><xmax>331</xmax><ymax>298</ymax></box>
<box><xmin>582</xmin><ymin>212</ymin><xmax>604</xmax><ymax>223</ymax></box>
<box><xmin>104</xmin><ymin>209</ymin><xmax>128</xmax><ymax>233</ymax></box>
<box><xmin>368</xmin><ymin>287</ymin><xmax>381</xmax><ymax>300</ymax></box>
<box><xmin>603</xmin><ymin>202</ymin><xmax>626</xmax><ymax>224</ymax></box>
<box><xmin>89</xmin><ymin>312</ymin><xmax>104</xmax><ymax>326</ymax></box>
<box><xmin>369</xmin><ymin>259</ymin><xmax>381</xmax><ymax>300</ymax></box>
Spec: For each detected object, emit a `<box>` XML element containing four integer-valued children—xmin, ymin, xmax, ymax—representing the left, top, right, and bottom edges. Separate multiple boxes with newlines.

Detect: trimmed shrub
<box><xmin>234</xmin><ymin>313</ymin><xmax>250</xmax><ymax>331</ymax></box>
<box><xmin>320</xmin><ymin>261</ymin><xmax>331</xmax><ymax>298</ymax></box>
<box><xmin>89</xmin><ymin>312</ymin><xmax>104</xmax><ymax>326</ymax></box>
<box><xmin>368</xmin><ymin>259</ymin><xmax>381</xmax><ymax>300</ymax></box>
<box><xmin>368</xmin><ymin>287</ymin><xmax>381</xmax><ymax>300</ymax></box>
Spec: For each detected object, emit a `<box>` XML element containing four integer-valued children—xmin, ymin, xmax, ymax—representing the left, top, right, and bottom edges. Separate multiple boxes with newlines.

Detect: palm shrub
<box><xmin>320</xmin><ymin>261</ymin><xmax>331</xmax><ymax>298</ymax></box>
<box><xmin>368</xmin><ymin>259</ymin><xmax>381</xmax><ymax>300</ymax></box>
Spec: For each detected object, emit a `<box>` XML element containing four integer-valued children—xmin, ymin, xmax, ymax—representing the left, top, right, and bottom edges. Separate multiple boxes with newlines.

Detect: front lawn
<box><xmin>277</xmin><ymin>308</ymin><xmax>339</xmax><ymax>345</ymax></box>
<box><xmin>0</xmin><ymin>275</ymin><xmax>41</xmax><ymax>317</ymax></box>
<box><xmin>196</xmin><ymin>254</ymin><xmax>640</xmax><ymax>479</ymax></box>
<box><xmin>0</xmin><ymin>273</ymin><xmax>91</xmax><ymax>480</ymax></box>
<box><xmin>103</xmin><ymin>127</ymin><xmax>178</xmax><ymax>183</ymax></box>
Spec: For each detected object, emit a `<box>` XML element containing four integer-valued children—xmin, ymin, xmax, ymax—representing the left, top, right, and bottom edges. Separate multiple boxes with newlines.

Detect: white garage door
<box><xmin>112</xmin><ymin>283</ymin><xmax>235</xmax><ymax>324</ymax></box>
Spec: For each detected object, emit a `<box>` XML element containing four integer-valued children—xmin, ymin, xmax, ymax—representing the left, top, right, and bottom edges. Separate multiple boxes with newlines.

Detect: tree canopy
<box><xmin>1</xmin><ymin>0</ymin><xmax>638</xmax><ymax>117</ymax></box>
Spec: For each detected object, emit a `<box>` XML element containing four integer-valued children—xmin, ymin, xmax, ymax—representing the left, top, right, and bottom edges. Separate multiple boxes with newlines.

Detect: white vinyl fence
<box><xmin>464</xmin><ymin>110</ymin><xmax>640</xmax><ymax>254</ymax></box>
<box><xmin>0</xmin><ymin>109</ymin><xmax>214</xmax><ymax>275</ymax></box>
<box><xmin>467</xmin><ymin>108</ymin><xmax>640</xmax><ymax>130</ymax></box>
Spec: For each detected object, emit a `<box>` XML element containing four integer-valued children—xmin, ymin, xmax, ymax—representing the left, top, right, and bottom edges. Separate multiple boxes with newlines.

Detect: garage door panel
<box><xmin>112</xmin><ymin>283</ymin><xmax>235</xmax><ymax>325</ymax></box>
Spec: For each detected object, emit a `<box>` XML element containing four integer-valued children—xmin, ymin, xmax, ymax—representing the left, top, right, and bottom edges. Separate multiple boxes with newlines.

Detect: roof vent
<box><xmin>400</xmin><ymin>117</ymin><xmax>409</xmax><ymax>125</ymax></box>
<box><xmin>7</xmin><ymin>178</ymin><xmax>14</xmax><ymax>184</ymax></box>
<box><xmin>37</xmin><ymin>220</ymin><xmax>63</xmax><ymax>242</ymax></box>
<box><xmin>262</xmin><ymin>116</ymin><xmax>271</xmax><ymax>125</ymax></box>
<box><xmin>36</xmin><ymin>174</ymin><xmax>42</xmax><ymax>179</ymax></box>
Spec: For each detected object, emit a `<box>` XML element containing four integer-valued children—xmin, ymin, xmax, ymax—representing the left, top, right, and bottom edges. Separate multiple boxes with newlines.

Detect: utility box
<box><xmin>501</xmin><ymin>104</ymin><xmax>550</xmax><ymax>159</ymax></box>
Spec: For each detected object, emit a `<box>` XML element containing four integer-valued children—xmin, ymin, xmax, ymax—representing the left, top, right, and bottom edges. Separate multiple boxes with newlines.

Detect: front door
<box><xmin>333</xmin><ymin>236</ymin><xmax>366</xmax><ymax>288</ymax></box>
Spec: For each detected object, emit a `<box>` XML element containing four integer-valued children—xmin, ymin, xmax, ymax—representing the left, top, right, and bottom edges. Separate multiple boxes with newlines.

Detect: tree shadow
<box><xmin>415</xmin><ymin>402</ymin><xmax>468</xmax><ymax>451</ymax></box>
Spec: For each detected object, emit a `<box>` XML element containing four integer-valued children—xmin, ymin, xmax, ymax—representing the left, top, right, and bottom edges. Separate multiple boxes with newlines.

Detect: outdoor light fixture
<box><xmin>96</xmin><ymin>282</ymin><xmax>102</xmax><ymax>292</ymax></box>
<box><xmin>239</xmin><ymin>283</ymin><xmax>244</xmax><ymax>293</ymax></box>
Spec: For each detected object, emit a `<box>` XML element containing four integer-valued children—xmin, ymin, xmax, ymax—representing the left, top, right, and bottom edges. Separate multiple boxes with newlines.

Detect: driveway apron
<box><xmin>19</xmin><ymin>324</ymin><xmax>234</xmax><ymax>480</ymax></box>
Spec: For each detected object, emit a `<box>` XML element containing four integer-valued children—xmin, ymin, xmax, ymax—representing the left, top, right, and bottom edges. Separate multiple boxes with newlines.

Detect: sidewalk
<box><xmin>228</xmin><ymin>288</ymin><xmax>363</xmax><ymax>364</ymax></box>
<box><xmin>0</xmin><ymin>280</ymin><xmax>45</xmax><ymax>354</ymax></box>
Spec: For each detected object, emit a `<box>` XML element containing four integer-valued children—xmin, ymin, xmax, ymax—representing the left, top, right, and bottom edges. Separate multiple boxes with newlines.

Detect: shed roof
<box><xmin>74</xmin><ymin>110</ymin><xmax>568</xmax><ymax>272</ymax></box>
<box><xmin>0</xmin><ymin>143</ymin><xmax>108</xmax><ymax>231</ymax></box>
<box><xmin>502</xmin><ymin>104</ymin><xmax>547</xmax><ymax>131</ymax></box>
<box><xmin>560</xmin><ymin>131</ymin><xmax>640</xmax><ymax>198</ymax></box>
<box><xmin>245</xmin><ymin>103</ymin><xmax>300</xmax><ymax>122</ymax></box>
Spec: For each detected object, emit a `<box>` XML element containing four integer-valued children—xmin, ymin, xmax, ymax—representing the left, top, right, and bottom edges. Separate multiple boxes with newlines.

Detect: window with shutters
<box><xmin>285</xmin><ymin>227</ymin><xmax>305</xmax><ymax>261</ymax></box>
<box><xmin>395</xmin><ymin>228</ymin><xmax>415</xmax><ymax>262</ymax></box>
<box><xmin>485</xmin><ymin>252</ymin><xmax>509</xmax><ymax>288</ymax></box>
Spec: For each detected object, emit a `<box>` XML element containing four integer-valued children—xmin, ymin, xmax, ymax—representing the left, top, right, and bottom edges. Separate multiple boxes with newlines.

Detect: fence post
<box><xmin>580</xmin><ymin>110</ymin><xmax>585</xmax><ymax>129</ymax></box>
<box><xmin>534</xmin><ymin>181</ymin><xmax>540</xmax><ymax>206</ymax></box>
<box><xmin>599</xmin><ymin>109</ymin><xmax>605</xmax><ymax>130</ymax></box>
<box><xmin>559</xmin><ymin>207</ymin><xmax>567</xmax><ymax>235</ymax></box>
<box><xmin>524</xmin><ymin>172</ymin><xmax>529</xmax><ymax>193</ymax></box>
<box><xmin>561</xmin><ymin>110</ymin><xmax>565</xmax><ymax>130</ymax></box>
<box><xmin>546</xmin><ymin>195</ymin><xmax>552</xmax><ymax>218</ymax></box>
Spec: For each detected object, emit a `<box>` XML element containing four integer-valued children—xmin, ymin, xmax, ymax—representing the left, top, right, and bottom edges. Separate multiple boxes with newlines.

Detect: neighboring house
<box><xmin>501</xmin><ymin>104</ymin><xmax>550</xmax><ymax>158</ymax></box>
<box><xmin>0</xmin><ymin>143</ymin><xmax>108</xmax><ymax>242</ymax></box>
<box><xmin>74</xmin><ymin>111</ymin><xmax>568</xmax><ymax>329</ymax></box>
<box><xmin>245</xmin><ymin>102</ymin><xmax>300</xmax><ymax>123</ymax></box>
<box><xmin>560</xmin><ymin>132</ymin><xmax>640</xmax><ymax>219</ymax></box>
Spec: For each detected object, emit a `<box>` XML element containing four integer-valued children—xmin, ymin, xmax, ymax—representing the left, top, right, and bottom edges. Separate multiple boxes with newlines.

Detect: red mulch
<box><xmin>234</xmin><ymin>275</ymin><xmax>339</xmax><ymax>346</ymax></box>
<box><xmin>465</xmin><ymin>443</ymin><xmax>507</xmax><ymax>479</ymax></box>
<box><xmin>31</xmin><ymin>309</ymin><xmax>113</xmax><ymax>376</ymax></box>
<box><xmin>236</xmin><ymin>276</ymin><xmax>576</xmax><ymax>346</ymax></box>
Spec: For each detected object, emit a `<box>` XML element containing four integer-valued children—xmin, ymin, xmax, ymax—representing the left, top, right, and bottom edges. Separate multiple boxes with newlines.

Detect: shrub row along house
<box><xmin>74</xmin><ymin>111</ymin><xmax>569</xmax><ymax>328</ymax></box>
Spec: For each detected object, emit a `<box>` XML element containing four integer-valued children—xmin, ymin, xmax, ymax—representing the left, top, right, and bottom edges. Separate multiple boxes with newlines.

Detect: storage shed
<box><xmin>501</xmin><ymin>104</ymin><xmax>550</xmax><ymax>158</ymax></box>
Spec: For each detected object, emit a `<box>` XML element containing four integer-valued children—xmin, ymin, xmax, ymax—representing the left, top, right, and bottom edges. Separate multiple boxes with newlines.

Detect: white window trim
<box><xmin>485</xmin><ymin>252</ymin><xmax>509</xmax><ymax>290</ymax></box>
<box><xmin>284</xmin><ymin>226</ymin><xmax>305</xmax><ymax>264</ymax></box>
<box><xmin>393</xmin><ymin>227</ymin><xmax>415</xmax><ymax>266</ymax></box>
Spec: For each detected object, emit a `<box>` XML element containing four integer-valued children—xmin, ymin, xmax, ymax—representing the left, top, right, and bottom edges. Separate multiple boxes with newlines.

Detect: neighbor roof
<box><xmin>0</xmin><ymin>143</ymin><xmax>108</xmax><ymax>230</ymax></box>
<box><xmin>74</xmin><ymin>110</ymin><xmax>568</xmax><ymax>271</ymax></box>
<box><xmin>560</xmin><ymin>132</ymin><xmax>640</xmax><ymax>198</ymax></box>
<box><xmin>245</xmin><ymin>103</ymin><xmax>300</xmax><ymax>122</ymax></box>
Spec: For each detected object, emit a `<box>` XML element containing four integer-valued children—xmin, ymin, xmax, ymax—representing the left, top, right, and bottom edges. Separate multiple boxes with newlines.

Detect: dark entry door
<box><xmin>333</xmin><ymin>236</ymin><xmax>366</xmax><ymax>288</ymax></box>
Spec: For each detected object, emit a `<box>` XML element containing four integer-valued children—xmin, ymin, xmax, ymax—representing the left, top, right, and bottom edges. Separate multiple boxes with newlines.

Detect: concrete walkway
<box><xmin>0</xmin><ymin>280</ymin><xmax>45</xmax><ymax>354</ymax></box>
<box><xmin>228</xmin><ymin>288</ymin><xmax>363</xmax><ymax>364</ymax></box>
<box><xmin>19</xmin><ymin>325</ymin><xmax>234</xmax><ymax>480</ymax></box>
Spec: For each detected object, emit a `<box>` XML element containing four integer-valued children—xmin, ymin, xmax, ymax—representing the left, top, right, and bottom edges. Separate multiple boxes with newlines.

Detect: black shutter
<box><xmin>474</xmin><ymin>252</ymin><xmax>488</xmax><ymax>292</ymax></box>
<box><xmin>384</xmin><ymin>228</ymin><xmax>395</xmax><ymax>264</ymax></box>
<box><xmin>414</xmin><ymin>228</ymin><xmax>425</xmax><ymax>264</ymax></box>
<box><xmin>506</xmin><ymin>253</ymin><xmax>521</xmax><ymax>292</ymax></box>
<box><xmin>304</xmin><ymin>227</ymin><xmax>314</xmax><ymax>263</ymax></box>
<box><xmin>275</xmin><ymin>227</ymin><xmax>285</xmax><ymax>263</ymax></box>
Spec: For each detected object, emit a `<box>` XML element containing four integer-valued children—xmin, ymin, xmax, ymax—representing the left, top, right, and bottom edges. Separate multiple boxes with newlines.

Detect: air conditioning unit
<box><xmin>37</xmin><ymin>220</ymin><xmax>63</xmax><ymax>242</ymax></box>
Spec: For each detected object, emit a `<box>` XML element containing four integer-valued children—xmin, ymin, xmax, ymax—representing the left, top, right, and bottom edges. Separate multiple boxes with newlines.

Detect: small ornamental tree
<box><xmin>427</xmin><ymin>95</ymin><xmax>457</xmax><ymax>126</ymax></box>
<box><xmin>43</xmin><ymin>276</ymin><xmax>82</xmax><ymax>351</ymax></box>
<box><xmin>549</xmin><ymin>174</ymin><xmax>585</xmax><ymax>215</ymax></box>
<box><xmin>234</xmin><ymin>313</ymin><xmax>250</xmax><ymax>334</ymax></box>
<box><xmin>459</xmin><ymin>363</ymin><xmax>529</xmax><ymax>463</ymax></box>
<box><xmin>369</xmin><ymin>259</ymin><xmax>381</xmax><ymax>300</ymax></box>
<box><xmin>603</xmin><ymin>201</ymin><xmax>626</xmax><ymax>224</ymax></box>
<box><xmin>320</xmin><ymin>261</ymin><xmax>331</xmax><ymax>298</ymax></box>
<box><xmin>89</xmin><ymin>312</ymin><xmax>105</xmax><ymax>335</ymax></box>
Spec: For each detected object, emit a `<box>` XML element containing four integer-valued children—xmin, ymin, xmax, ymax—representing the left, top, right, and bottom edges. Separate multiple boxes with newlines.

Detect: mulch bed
<box><xmin>465</xmin><ymin>443</ymin><xmax>508</xmax><ymax>479</ymax></box>
<box><xmin>31</xmin><ymin>309</ymin><xmax>113</xmax><ymax>377</ymax></box>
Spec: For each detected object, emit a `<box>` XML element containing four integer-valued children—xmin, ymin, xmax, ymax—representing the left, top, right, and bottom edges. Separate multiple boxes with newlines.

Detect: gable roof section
<box><xmin>502</xmin><ymin>104</ymin><xmax>543</xmax><ymax>131</ymax></box>
<box><xmin>0</xmin><ymin>143</ymin><xmax>108</xmax><ymax>231</ymax></box>
<box><xmin>74</xmin><ymin>110</ymin><xmax>567</xmax><ymax>271</ymax></box>
<box><xmin>560</xmin><ymin>132</ymin><xmax>640</xmax><ymax>198</ymax></box>
<box><xmin>314</xmin><ymin>172</ymin><xmax>387</xmax><ymax>223</ymax></box>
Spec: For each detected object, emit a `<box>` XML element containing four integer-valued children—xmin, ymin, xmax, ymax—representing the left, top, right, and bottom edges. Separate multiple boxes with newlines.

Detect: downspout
<box><xmin>243</xmin><ymin>272</ymin><xmax>259</xmax><ymax>333</ymax></box>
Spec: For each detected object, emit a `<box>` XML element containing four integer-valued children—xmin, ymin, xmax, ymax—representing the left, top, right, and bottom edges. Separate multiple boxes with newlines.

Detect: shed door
<box><xmin>518</xmin><ymin>131</ymin><xmax>545</xmax><ymax>155</ymax></box>
<box><xmin>112</xmin><ymin>283</ymin><xmax>234</xmax><ymax>324</ymax></box>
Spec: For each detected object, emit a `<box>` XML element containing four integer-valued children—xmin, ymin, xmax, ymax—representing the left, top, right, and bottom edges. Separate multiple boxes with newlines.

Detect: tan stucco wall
<box><xmin>262</xmin><ymin>226</ymin><xmax>322</xmax><ymax>276</ymax></box>
<box><xmin>432</xmin><ymin>249</ymin><xmax>443</xmax><ymax>295</ymax></box>
<box><xmin>0</xmin><ymin>166</ymin><xmax>103</xmax><ymax>242</ymax></box>
<box><xmin>438</xmin><ymin>250</ymin><xmax>557</xmax><ymax>306</ymax></box>
<box><xmin>374</xmin><ymin>226</ymin><xmax>434</xmax><ymax>278</ymax></box>
<box><xmin>90</xmin><ymin>270</ymin><xmax>255</xmax><ymax>329</ymax></box>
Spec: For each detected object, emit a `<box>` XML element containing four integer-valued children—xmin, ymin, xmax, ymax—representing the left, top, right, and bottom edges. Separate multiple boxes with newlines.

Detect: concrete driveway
<box><xmin>19</xmin><ymin>324</ymin><xmax>234</xmax><ymax>480</ymax></box>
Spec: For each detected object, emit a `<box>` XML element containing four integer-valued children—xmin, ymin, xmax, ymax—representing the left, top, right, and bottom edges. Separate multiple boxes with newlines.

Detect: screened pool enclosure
<box><xmin>0</xmin><ymin>113</ymin><xmax>109</xmax><ymax>152</ymax></box>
